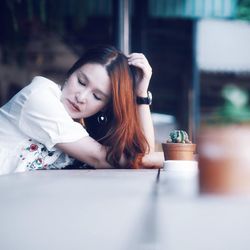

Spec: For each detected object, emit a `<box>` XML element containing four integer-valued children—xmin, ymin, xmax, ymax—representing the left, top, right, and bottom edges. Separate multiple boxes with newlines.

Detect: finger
<box><xmin>128</xmin><ymin>61</ymin><xmax>152</xmax><ymax>75</ymax></box>
<box><xmin>128</xmin><ymin>57</ymin><xmax>150</xmax><ymax>68</ymax></box>
<box><xmin>128</xmin><ymin>60</ymin><xmax>147</xmax><ymax>68</ymax></box>
<box><xmin>128</xmin><ymin>53</ymin><xmax>147</xmax><ymax>60</ymax></box>
<box><xmin>128</xmin><ymin>52</ymin><xmax>144</xmax><ymax>57</ymax></box>
<box><xmin>128</xmin><ymin>57</ymin><xmax>148</xmax><ymax>64</ymax></box>
<box><xmin>128</xmin><ymin>58</ymin><xmax>151</xmax><ymax>68</ymax></box>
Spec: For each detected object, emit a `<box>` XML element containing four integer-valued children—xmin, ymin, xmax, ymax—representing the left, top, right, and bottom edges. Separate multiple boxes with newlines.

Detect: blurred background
<box><xmin>0</xmin><ymin>0</ymin><xmax>250</xmax><ymax>144</ymax></box>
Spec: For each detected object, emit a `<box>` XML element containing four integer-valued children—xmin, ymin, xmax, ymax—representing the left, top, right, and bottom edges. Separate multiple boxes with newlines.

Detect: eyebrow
<box><xmin>78</xmin><ymin>71</ymin><xmax>110</xmax><ymax>100</ymax></box>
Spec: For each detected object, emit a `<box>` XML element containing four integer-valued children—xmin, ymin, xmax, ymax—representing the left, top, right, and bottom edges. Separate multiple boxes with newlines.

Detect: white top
<box><xmin>0</xmin><ymin>76</ymin><xmax>89</xmax><ymax>175</ymax></box>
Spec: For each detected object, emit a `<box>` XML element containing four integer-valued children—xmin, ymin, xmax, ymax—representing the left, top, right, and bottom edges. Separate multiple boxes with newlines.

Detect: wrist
<box><xmin>136</xmin><ymin>91</ymin><xmax>152</xmax><ymax>105</ymax></box>
<box><xmin>136</xmin><ymin>89</ymin><xmax>148</xmax><ymax>97</ymax></box>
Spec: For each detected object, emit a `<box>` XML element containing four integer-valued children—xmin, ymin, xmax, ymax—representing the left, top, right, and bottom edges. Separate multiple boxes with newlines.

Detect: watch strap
<box><xmin>136</xmin><ymin>91</ymin><xmax>152</xmax><ymax>105</ymax></box>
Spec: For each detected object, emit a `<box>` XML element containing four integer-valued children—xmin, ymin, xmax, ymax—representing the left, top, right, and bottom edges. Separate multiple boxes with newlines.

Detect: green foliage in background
<box><xmin>0</xmin><ymin>0</ymin><xmax>111</xmax><ymax>64</ymax></box>
<box><xmin>237</xmin><ymin>0</ymin><xmax>250</xmax><ymax>20</ymax></box>
<box><xmin>213</xmin><ymin>85</ymin><xmax>250</xmax><ymax>124</ymax></box>
<box><xmin>2</xmin><ymin>0</ymin><xmax>111</xmax><ymax>37</ymax></box>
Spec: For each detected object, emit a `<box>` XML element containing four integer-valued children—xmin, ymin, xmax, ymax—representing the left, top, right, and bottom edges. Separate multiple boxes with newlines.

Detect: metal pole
<box><xmin>117</xmin><ymin>0</ymin><xmax>131</xmax><ymax>54</ymax></box>
<box><xmin>189</xmin><ymin>19</ymin><xmax>200</xmax><ymax>143</ymax></box>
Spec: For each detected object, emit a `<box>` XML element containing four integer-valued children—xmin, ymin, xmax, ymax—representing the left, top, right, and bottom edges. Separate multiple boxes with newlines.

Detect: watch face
<box><xmin>148</xmin><ymin>91</ymin><xmax>152</xmax><ymax>104</ymax></box>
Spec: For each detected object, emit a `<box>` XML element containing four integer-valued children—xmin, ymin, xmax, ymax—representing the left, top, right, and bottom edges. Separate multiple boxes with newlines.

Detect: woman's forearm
<box><xmin>137</xmin><ymin>103</ymin><xmax>155</xmax><ymax>153</ymax></box>
<box><xmin>56</xmin><ymin>136</ymin><xmax>127</xmax><ymax>169</ymax></box>
<box><xmin>141</xmin><ymin>152</ymin><xmax>164</xmax><ymax>168</ymax></box>
<box><xmin>127</xmin><ymin>53</ymin><xmax>155</xmax><ymax>153</ymax></box>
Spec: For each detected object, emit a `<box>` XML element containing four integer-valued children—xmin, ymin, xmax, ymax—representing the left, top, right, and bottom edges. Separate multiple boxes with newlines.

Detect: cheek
<box><xmin>62</xmin><ymin>82</ymin><xmax>74</xmax><ymax>96</ymax></box>
<box><xmin>97</xmin><ymin>102</ymin><xmax>109</xmax><ymax>113</ymax></box>
<box><xmin>89</xmin><ymin>101</ymin><xmax>106</xmax><ymax>113</ymax></box>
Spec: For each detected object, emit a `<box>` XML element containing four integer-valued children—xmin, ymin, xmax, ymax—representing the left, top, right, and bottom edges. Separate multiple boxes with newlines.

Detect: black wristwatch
<box><xmin>136</xmin><ymin>91</ymin><xmax>152</xmax><ymax>105</ymax></box>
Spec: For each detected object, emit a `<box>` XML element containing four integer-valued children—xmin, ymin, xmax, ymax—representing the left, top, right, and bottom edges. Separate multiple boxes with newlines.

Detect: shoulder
<box><xmin>0</xmin><ymin>76</ymin><xmax>61</xmax><ymax>123</ymax></box>
<box><xmin>22</xmin><ymin>77</ymin><xmax>66</xmax><ymax>117</ymax></box>
<box><xmin>20</xmin><ymin>76</ymin><xmax>62</xmax><ymax>109</ymax></box>
<box><xmin>9</xmin><ymin>76</ymin><xmax>62</xmax><ymax>107</ymax></box>
<box><xmin>31</xmin><ymin>76</ymin><xmax>60</xmax><ymax>88</ymax></box>
<box><xmin>18</xmin><ymin>77</ymin><xmax>89</xmax><ymax>148</ymax></box>
<box><xmin>28</xmin><ymin>76</ymin><xmax>61</xmax><ymax>97</ymax></box>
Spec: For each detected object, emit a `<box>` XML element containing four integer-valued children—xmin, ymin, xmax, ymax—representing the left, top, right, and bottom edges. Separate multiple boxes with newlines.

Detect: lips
<box><xmin>67</xmin><ymin>99</ymin><xmax>80</xmax><ymax>112</ymax></box>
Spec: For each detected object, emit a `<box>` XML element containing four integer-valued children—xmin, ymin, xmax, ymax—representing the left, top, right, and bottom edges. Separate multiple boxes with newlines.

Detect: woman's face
<box><xmin>61</xmin><ymin>63</ymin><xmax>111</xmax><ymax>120</ymax></box>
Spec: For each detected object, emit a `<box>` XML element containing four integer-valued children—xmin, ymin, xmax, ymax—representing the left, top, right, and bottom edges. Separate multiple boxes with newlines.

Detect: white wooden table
<box><xmin>0</xmin><ymin>169</ymin><xmax>250</xmax><ymax>250</ymax></box>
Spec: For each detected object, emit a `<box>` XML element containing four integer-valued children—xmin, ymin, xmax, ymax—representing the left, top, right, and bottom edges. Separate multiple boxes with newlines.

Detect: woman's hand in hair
<box><xmin>128</xmin><ymin>53</ymin><xmax>152</xmax><ymax>96</ymax></box>
<box><xmin>141</xmin><ymin>152</ymin><xmax>164</xmax><ymax>169</ymax></box>
<box><xmin>128</xmin><ymin>53</ymin><xmax>155</xmax><ymax>153</ymax></box>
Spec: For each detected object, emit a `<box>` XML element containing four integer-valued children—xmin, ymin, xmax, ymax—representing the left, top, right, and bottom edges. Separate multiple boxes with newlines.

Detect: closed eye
<box><xmin>93</xmin><ymin>93</ymin><xmax>102</xmax><ymax>101</ymax></box>
<box><xmin>78</xmin><ymin>79</ymin><xmax>86</xmax><ymax>86</ymax></box>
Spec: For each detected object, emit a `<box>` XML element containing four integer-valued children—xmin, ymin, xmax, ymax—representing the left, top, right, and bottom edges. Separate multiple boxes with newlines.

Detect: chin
<box><xmin>72</xmin><ymin>115</ymin><xmax>82</xmax><ymax>120</ymax></box>
<box><xmin>67</xmin><ymin>112</ymin><xmax>79</xmax><ymax>119</ymax></box>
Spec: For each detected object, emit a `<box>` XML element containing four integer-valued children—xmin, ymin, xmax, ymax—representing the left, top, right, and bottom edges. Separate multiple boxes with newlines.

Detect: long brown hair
<box><xmin>67</xmin><ymin>45</ymin><xmax>149</xmax><ymax>168</ymax></box>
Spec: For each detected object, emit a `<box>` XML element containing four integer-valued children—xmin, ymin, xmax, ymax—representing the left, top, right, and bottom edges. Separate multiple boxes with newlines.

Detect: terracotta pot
<box><xmin>162</xmin><ymin>143</ymin><xmax>196</xmax><ymax>161</ymax></box>
<box><xmin>198</xmin><ymin>125</ymin><xmax>250</xmax><ymax>195</ymax></box>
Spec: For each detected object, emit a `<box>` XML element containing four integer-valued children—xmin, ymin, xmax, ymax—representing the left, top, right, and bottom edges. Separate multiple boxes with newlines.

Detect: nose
<box><xmin>76</xmin><ymin>90</ymin><xmax>89</xmax><ymax>104</ymax></box>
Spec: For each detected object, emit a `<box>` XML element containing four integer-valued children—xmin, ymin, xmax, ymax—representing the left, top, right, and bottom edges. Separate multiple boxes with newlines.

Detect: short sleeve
<box><xmin>19</xmin><ymin>79</ymin><xmax>88</xmax><ymax>150</ymax></box>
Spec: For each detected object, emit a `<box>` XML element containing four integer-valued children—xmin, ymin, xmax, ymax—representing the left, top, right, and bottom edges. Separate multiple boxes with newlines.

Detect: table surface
<box><xmin>0</xmin><ymin>169</ymin><xmax>250</xmax><ymax>250</ymax></box>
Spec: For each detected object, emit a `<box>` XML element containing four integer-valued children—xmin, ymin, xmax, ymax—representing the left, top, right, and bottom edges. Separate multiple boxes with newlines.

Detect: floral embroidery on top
<box><xmin>29</xmin><ymin>144</ymin><xmax>38</xmax><ymax>151</ymax></box>
<box><xmin>19</xmin><ymin>139</ymin><xmax>63</xmax><ymax>171</ymax></box>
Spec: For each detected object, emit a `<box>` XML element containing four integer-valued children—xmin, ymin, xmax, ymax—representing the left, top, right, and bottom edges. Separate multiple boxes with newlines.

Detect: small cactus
<box><xmin>167</xmin><ymin>130</ymin><xmax>191</xmax><ymax>144</ymax></box>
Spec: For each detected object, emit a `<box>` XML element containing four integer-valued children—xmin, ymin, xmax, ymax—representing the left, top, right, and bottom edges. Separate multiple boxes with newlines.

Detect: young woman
<box><xmin>0</xmin><ymin>45</ymin><xmax>164</xmax><ymax>175</ymax></box>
